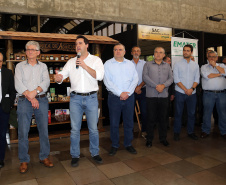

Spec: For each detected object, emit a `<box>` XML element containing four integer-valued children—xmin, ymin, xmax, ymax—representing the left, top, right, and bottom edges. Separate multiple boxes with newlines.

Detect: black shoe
<box><xmin>71</xmin><ymin>158</ymin><xmax>79</xmax><ymax>167</ymax></box>
<box><xmin>92</xmin><ymin>155</ymin><xmax>103</xmax><ymax>164</ymax></box>
<box><xmin>146</xmin><ymin>141</ymin><xmax>152</xmax><ymax>148</ymax></box>
<box><xmin>109</xmin><ymin>147</ymin><xmax>117</xmax><ymax>156</ymax></box>
<box><xmin>126</xmin><ymin>146</ymin><xmax>137</xmax><ymax>154</ymax></box>
<box><xmin>188</xmin><ymin>133</ymin><xmax>198</xmax><ymax>140</ymax></box>
<box><xmin>0</xmin><ymin>160</ymin><xmax>4</xmax><ymax>168</ymax></box>
<box><xmin>174</xmin><ymin>133</ymin><xmax>180</xmax><ymax>141</ymax></box>
<box><xmin>160</xmin><ymin>140</ymin><xmax>169</xmax><ymax>146</ymax></box>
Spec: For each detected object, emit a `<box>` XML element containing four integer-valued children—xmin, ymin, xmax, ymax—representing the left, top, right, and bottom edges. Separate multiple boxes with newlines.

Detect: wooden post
<box><xmin>91</xmin><ymin>20</ymin><xmax>94</xmax><ymax>35</ymax></box>
<box><xmin>5</xmin><ymin>40</ymin><xmax>14</xmax><ymax>73</ymax></box>
<box><xmin>93</xmin><ymin>44</ymin><xmax>103</xmax><ymax>130</ymax></box>
<box><xmin>37</xmin><ymin>15</ymin><xmax>40</xmax><ymax>33</ymax></box>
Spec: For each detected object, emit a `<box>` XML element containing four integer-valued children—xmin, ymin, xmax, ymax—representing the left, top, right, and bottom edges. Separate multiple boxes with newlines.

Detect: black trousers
<box><xmin>0</xmin><ymin>105</ymin><xmax>10</xmax><ymax>161</ymax></box>
<box><xmin>146</xmin><ymin>97</ymin><xmax>168</xmax><ymax>142</ymax></box>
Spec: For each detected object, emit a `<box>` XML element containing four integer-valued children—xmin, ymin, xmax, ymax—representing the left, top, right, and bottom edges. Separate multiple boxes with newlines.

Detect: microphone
<box><xmin>76</xmin><ymin>52</ymin><xmax>81</xmax><ymax>69</ymax></box>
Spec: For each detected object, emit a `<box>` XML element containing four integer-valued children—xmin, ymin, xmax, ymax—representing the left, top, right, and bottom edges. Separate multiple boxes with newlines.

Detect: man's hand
<box><xmin>209</xmin><ymin>60</ymin><xmax>217</xmax><ymax>67</ymax></box>
<box><xmin>185</xmin><ymin>89</ymin><xmax>193</xmax><ymax>96</ymax></box>
<box><xmin>25</xmin><ymin>90</ymin><xmax>37</xmax><ymax>100</ymax></box>
<box><xmin>120</xmin><ymin>92</ymin><xmax>129</xmax><ymax>100</ymax></box>
<box><xmin>170</xmin><ymin>95</ymin><xmax>175</xmax><ymax>101</ymax></box>
<box><xmin>76</xmin><ymin>58</ymin><xmax>87</xmax><ymax>69</ymax></box>
<box><xmin>55</xmin><ymin>73</ymin><xmax>63</xmax><ymax>83</ymax></box>
<box><xmin>156</xmin><ymin>84</ymin><xmax>165</xmax><ymax>93</ymax></box>
<box><xmin>135</xmin><ymin>86</ymin><xmax>142</xmax><ymax>94</ymax></box>
<box><xmin>30</xmin><ymin>98</ymin><xmax>39</xmax><ymax>109</ymax></box>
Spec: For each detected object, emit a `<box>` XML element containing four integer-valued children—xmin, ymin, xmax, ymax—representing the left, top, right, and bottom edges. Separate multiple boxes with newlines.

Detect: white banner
<box><xmin>171</xmin><ymin>37</ymin><xmax>198</xmax><ymax>69</ymax></box>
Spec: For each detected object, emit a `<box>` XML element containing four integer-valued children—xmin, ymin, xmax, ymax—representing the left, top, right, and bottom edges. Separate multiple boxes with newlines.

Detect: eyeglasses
<box><xmin>26</xmin><ymin>49</ymin><xmax>39</xmax><ymax>52</ymax></box>
<box><xmin>208</xmin><ymin>56</ymin><xmax>217</xmax><ymax>58</ymax></box>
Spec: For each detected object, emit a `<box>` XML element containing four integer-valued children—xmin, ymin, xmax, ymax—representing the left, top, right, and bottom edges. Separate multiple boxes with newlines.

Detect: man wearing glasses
<box><xmin>200</xmin><ymin>50</ymin><xmax>226</xmax><ymax>139</ymax></box>
<box><xmin>104</xmin><ymin>43</ymin><xmax>138</xmax><ymax>156</ymax></box>
<box><xmin>15</xmin><ymin>41</ymin><xmax>53</xmax><ymax>174</ymax></box>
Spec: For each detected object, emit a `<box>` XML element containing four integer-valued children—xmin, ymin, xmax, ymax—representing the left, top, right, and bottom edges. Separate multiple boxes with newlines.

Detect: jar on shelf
<box><xmin>41</xmin><ymin>55</ymin><xmax>45</xmax><ymax>60</ymax></box>
<box><xmin>55</xmin><ymin>57</ymin><xmax>59</xmax><ymax>61</ymax></box>
<box><xmin>16</xmin><ymin>55</ymin><xmax>20</xmax><ymax>60</ymax></box>
<box><xmin>49</xmin><ymin>67</ymin><xmax>54</xmax><ymax>74</ymax></box>
<box><xmin>61</xmin><ymin>55</ymin><xmax>64</xmax><ymax>60</ymax></box>
<box><xmin>65</xmin><ymin>55</ymin><xmax>69</xmax><ymax>60</ymax></box>
<box><xmin>46</xmin><ymin>56</ymin><xmax>49</xmax><ymax>60</ymax></box>
<box><xmin>21</xmin><ymin>56</ymin><xmax>25</xmax><ymax>60</ymax></box>
<box><xmin>10</xmin><ymin>53</ymin><xmax>14</xmax><ymax>60</ymax></box>
<box><xmin>50</xmin><ymin>55</ymin><xmax>54</xmax><ymax>60</ymax></box>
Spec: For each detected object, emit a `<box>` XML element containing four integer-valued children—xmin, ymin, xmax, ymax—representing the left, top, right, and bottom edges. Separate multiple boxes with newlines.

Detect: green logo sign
<box><xmin>173</xmin><ymin>41</ymin><xmax>196</xmax><ymax>49</ymax></box>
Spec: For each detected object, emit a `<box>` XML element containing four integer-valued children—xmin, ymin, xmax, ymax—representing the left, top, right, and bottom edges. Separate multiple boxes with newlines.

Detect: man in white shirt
<box><xmin>55</xmin><ymin>35</ymin><xmax>104</xmax><ymax>167</ymax></box>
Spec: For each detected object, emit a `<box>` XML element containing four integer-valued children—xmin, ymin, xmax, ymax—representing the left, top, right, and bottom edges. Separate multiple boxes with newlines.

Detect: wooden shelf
<box><xmin>50</xmin><ymin>81</ymin><xmax>70</xmax><ymax>83</ymax></box>
<box><xmin>49</xmin><ymin>101</ymin><xmax>70</xmax><ymax>104</ymax></box>
<box><xmin>30</xmin><ymin>117</ymin><xmax>105</xmax><ymax>128</ymax></box>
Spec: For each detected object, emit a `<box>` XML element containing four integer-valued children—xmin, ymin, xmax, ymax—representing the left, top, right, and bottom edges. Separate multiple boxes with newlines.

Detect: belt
<box><xmin>204</xmin><ymin>90</ymin><xmax>225</xmax><ymax>93</ymax></box>
<box><xmin>19</xmin><ymin>94</ymin><xmax>46</xmax><ymax>98</ymax></box>
<box><xmin>71</xmin><ymin>91</ymin><xmax>97</xmax><ymax>96</ymax></box>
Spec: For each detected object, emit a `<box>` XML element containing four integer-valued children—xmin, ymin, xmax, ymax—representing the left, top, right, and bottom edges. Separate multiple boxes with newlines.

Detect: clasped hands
<box><xmin>156</xmin><ymin>84</ymin><xmax>165</xmax><ymax>93</ymax></box>
<box><xmin>184</xmin><ymin>88</ymin><xmax>194</xmax><ymax>96</ymax></box>
<box><xmin>24</xmin><ymin>90</ymin><xmax>39</xmax><ymax>109</ymax></box>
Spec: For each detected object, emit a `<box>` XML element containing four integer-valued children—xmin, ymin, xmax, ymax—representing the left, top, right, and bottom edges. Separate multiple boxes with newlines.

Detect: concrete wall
<box><xmin>0</xmin><ymin>0</ymin><xmax>226</xmax><ymax>34</ymax></box>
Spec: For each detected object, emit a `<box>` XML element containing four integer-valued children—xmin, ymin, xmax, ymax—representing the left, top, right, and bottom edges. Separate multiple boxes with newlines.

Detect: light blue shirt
<box><xmin>173</xmin><ymin>59</ymin><xmax>200</xmax><ymax>94</ymax></box>
<box><xmin>201</xmin><ymin>63</ymin><xmax>226</xmax><ymax>90</ymax></box>
<box><xmin>104</xmin><ymin>57</ymin><xmax>138</xmax><ymax>97</ymax></box>
<box><xmin>131</xmin><ymin>59</ymin><xmax>146</xmax><ymax>86</ymax></box>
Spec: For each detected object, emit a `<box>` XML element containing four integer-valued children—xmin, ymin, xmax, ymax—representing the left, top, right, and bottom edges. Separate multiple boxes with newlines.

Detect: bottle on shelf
<box><xmin>10</xmin><ymin>53</ymin><xmax>14</xmax><ymax>60</ymax></box>
<box><xmin>50</xmin><ymin>55</ymin><xmax>54</xmax><ymax>60</ymax></box>
<box><xmin>49</xmin><ymin>67</ymin><xmax>54</xmax><ymax>74</ymax></box>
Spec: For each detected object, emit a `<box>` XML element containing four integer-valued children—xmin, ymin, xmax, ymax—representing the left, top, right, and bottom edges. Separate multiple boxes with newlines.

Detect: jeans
<box><xmin>108</xmin><ymin>93</ymin><xmax>135</xmax><ymax>148</ymax></box>
<box><xmin>17</xmin><ymin>97</ymin><xmax>50</xmax><ymax>163</ymax></box>
<box><xmin>135</xmin><ymin>87</ymin><xmax>147</xmax><ymax>132</ymax></box>
<box><xmin>146</xmin><ymin>97</ymin><xmax>168</xmax><ymax>142</ymax></box>
<box><xmin>202</xmin><ymin>91</ymin><xmax>226</xmax><ymax>135</ymax></box>
<box><xmin>174</xmin><ymin>91</ymin><xmax>197</xmax><ymax>134</ymax></box>
<box><xmin>0</xmin><ymin>106</ymin><xmax>10</xmax><ymax>161</ymax></box>
<box><xmin>70</xmin><ymin>92</ymin><xmax>99</xmax><ymax>158</ymax></box>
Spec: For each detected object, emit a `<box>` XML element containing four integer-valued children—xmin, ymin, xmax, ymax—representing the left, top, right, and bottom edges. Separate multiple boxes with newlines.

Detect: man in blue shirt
<box><xmin>104</xmin><ymin>43</ymin><xmax>138</xmax><ymax>156</ymax></box>
<box><xmin>131</xmin><ymin>46</ymin><xmax>147</xmax><ymax>135</ymax></box>
<box><xmin>200</xmin><ymin>50</ymin><xmax>226</xmax><ymax>139</ymax></box>
<box><xmin>173</xmin><ymin>45</ymin><xmax>200</xmax><ymax>141</ymax></box>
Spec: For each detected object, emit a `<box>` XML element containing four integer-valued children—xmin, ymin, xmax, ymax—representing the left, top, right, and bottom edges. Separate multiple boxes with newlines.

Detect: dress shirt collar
<box><xmin>151</xmin><ymin>60</ymin><xmax>165</xmax><ymax>65</ymax></box>
<box><xmin>131</xmin><ymin>59</ymin><xmax>141</xmax><ymax>64</ymax></box>
<box><xmin>25</xmin><ymin>59</ymin><xmax>40</xmax><ymax>65</ymax></box>
<box><xmin>112</xmin><ymin>57</ymin><xmax>126</xmax><ymax>63</ymax></box>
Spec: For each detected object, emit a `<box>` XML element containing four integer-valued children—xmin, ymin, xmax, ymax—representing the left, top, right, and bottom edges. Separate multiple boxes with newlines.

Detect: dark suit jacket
<box><xmin>1</xmin><ymin>66</ymin><xmax>16</xmax><ymax>113</ymax></box>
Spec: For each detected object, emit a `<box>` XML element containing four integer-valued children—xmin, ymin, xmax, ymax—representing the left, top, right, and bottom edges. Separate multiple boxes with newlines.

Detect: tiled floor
<box><xmin>1</xmin><ymin>121</ymin><xmax>226</xmax><ymax>185</ymax></box>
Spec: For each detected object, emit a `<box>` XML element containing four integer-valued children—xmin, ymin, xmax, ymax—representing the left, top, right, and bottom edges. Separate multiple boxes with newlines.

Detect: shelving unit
<box><xmin>0</xmin><ymin>31</ymin><xmax>118</xmax><ymax>141</ymax></box>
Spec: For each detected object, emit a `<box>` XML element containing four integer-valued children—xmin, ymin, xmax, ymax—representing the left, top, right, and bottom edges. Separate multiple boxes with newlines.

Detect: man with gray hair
<box><xmin>143</xmin><ymin>47</ymin><xmax>173</xmax><ymax>147</ymax></box>
<box><xmin>200</xmin><ymin>50</ymin><xmax>226</xmax><ymax>139</ymax></box>
<box><xmin>15</xmin><ymin>41</ymin><xmax>53</xmax><ymax>174</ymax></box>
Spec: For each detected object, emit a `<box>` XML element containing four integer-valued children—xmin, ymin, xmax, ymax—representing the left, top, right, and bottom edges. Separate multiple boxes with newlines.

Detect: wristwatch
<box><xmin>36</xmin><ymin>89</ymin><xmax>40</xmax><ymax>94</ymax></box>
<box><xmin>192</xmin><ymin>87</ymin><xmax>195</xmax><ymax>91</ymax></box>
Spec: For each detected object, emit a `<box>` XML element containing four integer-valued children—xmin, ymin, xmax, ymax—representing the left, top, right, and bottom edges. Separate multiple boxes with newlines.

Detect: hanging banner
<box><xmin>171</xmin><ymin>37</ymin><xmax>198</xmax><ymax>69</ymax></box>
<box><xmin>138</xmin><ymin>25</ymin><xmax>172</xmax><ymax>41</ymax></box>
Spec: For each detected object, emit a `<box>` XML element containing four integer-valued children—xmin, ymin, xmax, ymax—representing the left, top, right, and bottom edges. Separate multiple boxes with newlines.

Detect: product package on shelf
<box><xmin>53</xmin><ymin>109</ymin><xmax>70</xmax><ymax>122</ymax></box>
